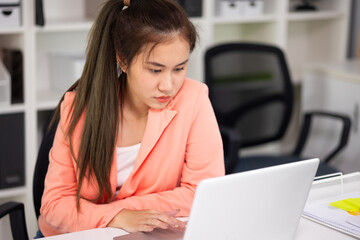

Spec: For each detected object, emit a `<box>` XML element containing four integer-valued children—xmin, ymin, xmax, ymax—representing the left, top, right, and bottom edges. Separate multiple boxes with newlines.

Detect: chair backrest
<box><xmin>205</xmin><ymin>43</ymin><xmax>294</xmax><ymax>148</ymax></box>
<box><xmin>33</xmin><ymin>111</ymin><xmax>58</xmax><ymax>219</ymax></box>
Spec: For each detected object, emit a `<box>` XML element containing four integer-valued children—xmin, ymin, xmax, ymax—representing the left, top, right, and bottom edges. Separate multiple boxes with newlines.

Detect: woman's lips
<box><xmin>156</xmin><ymin>96</ymin><xmax>171</xmax><ymax>103</ymax></box>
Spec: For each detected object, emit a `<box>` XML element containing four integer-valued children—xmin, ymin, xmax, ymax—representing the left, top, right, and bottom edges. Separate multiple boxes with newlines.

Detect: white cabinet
<box><xmin>302</xmin><ymin>59</ymin><xmax>360</xmax><ymax>174</ymax></box>
<box><xmin>207</xmin><ymin>0</ymin><xmax>351</xmax><ymax>84</ymax></box>
<box><xmin>0</xmin><ymin>0</ymin><xmax>353</xmax><ymax>237</ymax></box>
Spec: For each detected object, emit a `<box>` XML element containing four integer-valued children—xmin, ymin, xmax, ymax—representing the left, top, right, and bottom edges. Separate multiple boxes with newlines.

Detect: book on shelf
<box><xmin>35</xmin><ymin>0</ymin><xmax>45</xmax><ymax>26</ymax></box>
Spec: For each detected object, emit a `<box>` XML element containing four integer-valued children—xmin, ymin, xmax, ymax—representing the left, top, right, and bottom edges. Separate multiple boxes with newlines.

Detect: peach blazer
<box><xmin>38</xmin><ymin>78</ymin><xmax>225</xmax><ymax>236</ymax></box>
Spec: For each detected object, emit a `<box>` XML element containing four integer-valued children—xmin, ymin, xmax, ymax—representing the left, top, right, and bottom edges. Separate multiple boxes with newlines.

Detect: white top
<box><xmin>115</xmin><ymin>143</ymin><xmax>141</xmax><ymax>195</ymax></box>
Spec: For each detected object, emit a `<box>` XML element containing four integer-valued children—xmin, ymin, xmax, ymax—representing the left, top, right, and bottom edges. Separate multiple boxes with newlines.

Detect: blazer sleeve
<box><xmin>40</xmin><ymin>93</ymin><xmax>123</xmax><ymax>233</ymax></box>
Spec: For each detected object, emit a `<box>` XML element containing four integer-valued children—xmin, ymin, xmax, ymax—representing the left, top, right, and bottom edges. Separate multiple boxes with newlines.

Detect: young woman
<box><xmin>37</xmin><ymin>0</ymin><xmax>224</xmax><ymax>237</ymax></box>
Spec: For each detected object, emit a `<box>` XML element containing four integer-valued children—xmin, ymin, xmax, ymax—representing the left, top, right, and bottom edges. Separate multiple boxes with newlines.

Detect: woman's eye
<box><xmin>175</xmin><ymin>67</ymin><xmax>185</xmax><ymax>72</ymax></box>
<box><xmin>150</xmin><ymin>69</ymin><xmax>161</xmax><ymax>73</ymax></box>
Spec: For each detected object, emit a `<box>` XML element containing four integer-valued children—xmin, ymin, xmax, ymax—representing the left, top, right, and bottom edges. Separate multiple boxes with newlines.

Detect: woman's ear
<box><xmin>116</xmin><ymin>55</ymin><xmax>127</xmax><ymax>73</ymax></box>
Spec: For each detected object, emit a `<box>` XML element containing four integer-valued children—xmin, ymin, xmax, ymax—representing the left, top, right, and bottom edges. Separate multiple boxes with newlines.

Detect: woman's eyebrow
<box><xmin>146</xmin><ymin>59</ymin><xmax>188</xmax><ymax>67</ymax></box>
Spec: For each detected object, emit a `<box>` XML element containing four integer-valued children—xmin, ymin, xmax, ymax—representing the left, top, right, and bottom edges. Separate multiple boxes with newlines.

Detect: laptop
<box><xmin>114</xmin><ymin>158</ymin><xmax>319</xmax><ymax>240</ymax></box>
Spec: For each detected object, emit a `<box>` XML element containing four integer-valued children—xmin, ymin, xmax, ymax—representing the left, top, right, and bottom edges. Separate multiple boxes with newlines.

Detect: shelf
<box><xmin>0</xmin><ymin>27</ymin><xmax>25</xmax><ymax>34</ymax></box>
<box><xmin>35</xmin><ymin>16</ymin><xmax>206</xmax><ymax>33</ymax></box>
<box><xmin>0</xmin><ymin>186</ymin><xmax>26</xmax><ymax>199</ymax></box>
<box><xmin>287</xmin><ymin>11</ymin><xmax>344</xmax><ymax>22</ymax></box>
<box><xmin>0</xmin><ymin>104</ymin><xmax>26</xmax><ymax>114</ymax></box>
<box><xmin>36</xmin><ymin>89</ymin><xmax>62</xmax><ymax>111</ymax></box>
<box><xmin>212</xmin><ymin>14</ymin><xmax>277</xmax><ymax>24</ymax></box>
<box><xmin>35</xmin><ymin>18</ymin><xmax>94</xmax><ymax>33</ymax></box>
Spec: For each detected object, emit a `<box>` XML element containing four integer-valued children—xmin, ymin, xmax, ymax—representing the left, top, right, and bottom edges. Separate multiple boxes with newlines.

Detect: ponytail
<box><xmin>51</xmin><ymin>0</ymin><xmax>126</xmax><ymax>210</ymax></box>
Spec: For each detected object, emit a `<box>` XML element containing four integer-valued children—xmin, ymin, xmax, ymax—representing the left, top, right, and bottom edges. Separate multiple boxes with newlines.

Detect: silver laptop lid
<box><xmin>184</xmin><ymin>158</ymin><xmax>319</xmax><ymax>240</ymax></box>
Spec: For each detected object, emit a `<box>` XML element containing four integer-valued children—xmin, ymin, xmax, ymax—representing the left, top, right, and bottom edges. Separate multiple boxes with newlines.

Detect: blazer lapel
<box><xmin>132</xmin><ymin>108</ymin><xmax>177</xmax><ymax>173</ymax></box>
<box><xmin>111</xmin><ymin>107</ymin><xmax>177</xmax><ymax>199</ymax></box>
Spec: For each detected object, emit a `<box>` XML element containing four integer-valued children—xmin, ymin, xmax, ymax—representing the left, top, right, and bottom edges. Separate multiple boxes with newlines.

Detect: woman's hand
<box><xmin>107</xmin><ymin>208</ymin><xmax>186</xmax><ymax>233</ymax></box>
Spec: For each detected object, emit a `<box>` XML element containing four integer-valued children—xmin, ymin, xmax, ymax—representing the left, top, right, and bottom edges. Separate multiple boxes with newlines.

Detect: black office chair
<box><xmin>0</xmin><ymin>112</ymin><xmax>58</xmax><ymax>240</ymax></box>
<box><xmin>205</xmin><ymin>42</ymin><xmax>352</xmax><ymax>176</ymax></box>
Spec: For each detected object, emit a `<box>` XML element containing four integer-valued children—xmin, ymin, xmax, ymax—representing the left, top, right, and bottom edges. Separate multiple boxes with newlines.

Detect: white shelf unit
<box><xmin>0</xmin><ymin>103</ymin><xmax>26</xmax><ymax>114</ymax></box>
<box><xmin>0</xmin><ymin>27</ymin><xmax>25</xmax><ymax>34</ymax></box>
<box><xmin>211</xmin><ymin>15</ymin><xmax>278</xmax><ymax>24</ymax></box>
<box><xmin>0</xmin><ymin>186</ymin><xmax>26</xmax><ymax>199</ymax></box>
<box><xmin>287</xmin><ymin>11</ymin><xmax>344</xmax><ymax>21</ymax></box>
<box><xmin>35</xmin><ymin>20</ymin><xmax>93</xmax><ymax>33</ymax></box>
<box><xmin>0</xmin><ymin>1</ymin><xmax>32</xmax><ymax>239</ymax></box>
<box><xmin>286</xmin><ymin>1</ymin><xmax>350</xmax><ymax>83</ymax></box>
<box><xmin>35</xmin><ymin>30</ymin><xmax>89</xmax><ymax>110</ymax></box>
<box><xmin>0</xmin><ymin>0</ymin><xmax>352</xmax><ymax>238</ymax></box>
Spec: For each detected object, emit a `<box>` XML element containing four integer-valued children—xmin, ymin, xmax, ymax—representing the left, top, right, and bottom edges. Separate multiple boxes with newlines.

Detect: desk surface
<box><xmin>307</xmin><ymin>58</ymin><xmax>360</xmax><ymax>83</ymax></box>
<box><xmin>40</xmin><ymin>217</ymin><xmax>356</xmax><ymax>240</ymax></box>
<box><xmin>41</xmin><ymin>173</ymin><xmax>360</xmax><ymax>240</ymax></box>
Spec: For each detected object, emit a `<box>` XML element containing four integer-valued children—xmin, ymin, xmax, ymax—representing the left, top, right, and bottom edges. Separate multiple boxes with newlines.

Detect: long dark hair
<box><xmin>50</xmin><ymin>0</ymin><xmax>198</xmax><ymax>209</ymax></box>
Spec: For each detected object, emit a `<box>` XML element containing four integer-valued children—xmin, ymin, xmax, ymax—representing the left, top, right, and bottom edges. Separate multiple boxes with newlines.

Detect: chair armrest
<box><xmin>0</xmin><ymin>201</ymin><xmax>29</xmax><ymax>240</ymax></box>
<box><xmin>293</xmin><ymin>111</ymin><xmax>352</xmax><ymax>163</ymax></box>
<box><xmin>219</xmin><ymin>125</ymin><xmax>241</xmax><ymax>174</ymax></box>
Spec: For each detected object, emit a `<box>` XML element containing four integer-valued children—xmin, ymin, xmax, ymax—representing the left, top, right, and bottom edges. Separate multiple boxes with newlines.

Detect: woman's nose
<box><xmin>158</xmin><ymin>74</ymin><xmax>172</xmax><ymax>93</ymax></box>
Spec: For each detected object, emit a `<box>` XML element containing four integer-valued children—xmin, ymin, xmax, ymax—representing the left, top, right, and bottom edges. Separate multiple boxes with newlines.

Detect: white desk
<box><xmin>39</xmin><ymin>217</ymin><xmax>356</xmax><ymax>240</ymax></box>
<box><xmin>294</xmin><ymin>217</ymin><xmax>355</xmax><ymax>240</ymax></box>
<box><xmin>41</xmin><ymin>172</ymin><xmax>360</xmax><ymax>240</ymax></box>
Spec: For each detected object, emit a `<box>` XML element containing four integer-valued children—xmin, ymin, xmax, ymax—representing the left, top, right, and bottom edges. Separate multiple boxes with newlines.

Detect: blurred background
<box><xmin>0</xmin><ymin>0</ymin><xmax>359</xmax><ymax>238</ymax></box>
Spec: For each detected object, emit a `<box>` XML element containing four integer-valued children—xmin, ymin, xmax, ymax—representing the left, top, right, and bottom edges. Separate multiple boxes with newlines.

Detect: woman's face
<box><xmin>124</xmin><ymin>35</ymin><xmax>190</xmax><ymax>112</ymax></box>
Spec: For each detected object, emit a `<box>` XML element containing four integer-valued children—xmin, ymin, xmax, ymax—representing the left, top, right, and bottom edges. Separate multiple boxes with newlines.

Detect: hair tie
<box><xmin>124</xmin><ymin>0</ymin><xmax>130</xmax><ymax>6</ymax></box>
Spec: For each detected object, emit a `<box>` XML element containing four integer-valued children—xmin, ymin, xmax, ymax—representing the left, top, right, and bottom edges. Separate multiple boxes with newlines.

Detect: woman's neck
<box><xmin>123</xmin><ymin>88</ymin><xmax>149</xmax><ymax>119</ymax></box>
<box><xmin>123</xmin><ymin>101</ymin><xmax>149</xmax><ymax>121</ymax></box>
<box><xmin>118</xmin><ymin>101</ymin><xmax>148</xmax><ymax>147</ymax></box>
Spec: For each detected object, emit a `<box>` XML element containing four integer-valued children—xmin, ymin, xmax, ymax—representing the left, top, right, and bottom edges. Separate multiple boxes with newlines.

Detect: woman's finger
<box><xmin>144</xmin><ymin>217</ymin><xmax>169</xmax><ymax>229</ymax></box>
<box><xmin>152</xmin><ymin>212</ymin><xmax>185</xmax><ymax>228</ymax></box>
<box><xmin>166</xmin><ymin>209</ymin><xmax>180</xmax><ymax>216</ymax></box>
<box><xmin>139</xmin><ymin>224</ymin><xmax>154</xmax><ymax>232</ymax></box>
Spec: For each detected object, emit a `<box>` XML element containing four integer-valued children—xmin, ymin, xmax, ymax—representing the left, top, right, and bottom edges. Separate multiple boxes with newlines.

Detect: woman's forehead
<box><xmin>142</xmin><ymin>35</ymin><xmax>190</xmax><ymax>60</ymax></box>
